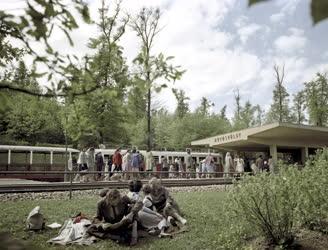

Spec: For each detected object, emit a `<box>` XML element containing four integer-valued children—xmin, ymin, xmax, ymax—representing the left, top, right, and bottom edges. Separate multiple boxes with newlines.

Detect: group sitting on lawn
<box><xmin>87</xmin><ymin>178</ymin><xmax>187</xmax><ymax>246</ymax></box>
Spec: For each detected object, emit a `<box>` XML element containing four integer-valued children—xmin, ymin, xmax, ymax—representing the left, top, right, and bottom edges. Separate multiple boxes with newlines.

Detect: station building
<box><xmin>191</xmin><ymin>122</ymin><xmax>328</xmax><ymax>165</ymax></box>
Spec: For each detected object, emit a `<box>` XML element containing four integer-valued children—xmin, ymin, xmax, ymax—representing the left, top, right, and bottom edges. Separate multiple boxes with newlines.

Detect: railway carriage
<box><xmin>0</xmin><ymin>145</ymin><xmax>222</xmax><ymax>182</ymax></box>
<box><xmin>0</xmin><ymin>145</ymin><xmax>79</xmax><ymax>181</ymax></box>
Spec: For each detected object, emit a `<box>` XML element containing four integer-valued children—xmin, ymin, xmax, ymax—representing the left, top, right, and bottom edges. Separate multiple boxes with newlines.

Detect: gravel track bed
<box><xmin>0</xmin><ymin>185</ymin><xmax>231</xmax><ymax>202</ymax></box>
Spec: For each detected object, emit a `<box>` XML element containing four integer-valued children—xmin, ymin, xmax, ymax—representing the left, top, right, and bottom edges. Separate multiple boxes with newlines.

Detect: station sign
<box><xmin>213</xmin><ymin>132</ymin><xmax>242</xmax><ymax>144</ymax></box>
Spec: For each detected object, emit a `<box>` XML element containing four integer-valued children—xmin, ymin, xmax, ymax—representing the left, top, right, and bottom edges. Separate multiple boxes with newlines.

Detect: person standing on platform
<box><xmin>122</xmin><ymin>149</ymin><xmax>132</xmax><ymax>180</ymax></box>
<box><xmin>256</xmin><ymin>155</ymin><xmax>264</xmax><ymax>172</ymax></box>
<box><xmin>224</xmin><ymin>152</ymin><xmax>233</xmax><ymax>177</ymax></box>
<box><xmin>95</xmin><ymin>151</ymin><xmax>104</xmax><ymax>181</ymax></box>
<box><xmin>204</xmin><ymin>153</ymin><xmax>214</xmax><ymax>178</ymax></box>
<box><xmin>86</xmin><ymin>147</ymin><xmax>95</xmax><ymax>181</ymax></box>
<box><xmin>75</xmin><ymin>149</ymin><xmax>87</xmax><ymax>182</ymax></box>
<box><xmin>131</xmin><ymin>149</ymin><xmax>140</xmax><ymax>178</ymax></box>
<box><xmin>161</xmin><ymin>156</ymin><xmax>169</xmax><ymax>178</ymax></box>
<box><xmin>145</xmin><ymin>150</ymin><xmax>154</xmax><ymax>178</ymax></box>
<box><xmin>234</xmin><ymin>154</ymin><xmax>245</xmax><ymax>178</ymax></box>
<box><xmin>185</xmin><ymin>149</ymin><xmax>194</xmax><ymax>178</ymax></box>
<box><xmin>113</xmin><ymin>148</ymin><xmax>122</xmax><ymax>172</ymax></box>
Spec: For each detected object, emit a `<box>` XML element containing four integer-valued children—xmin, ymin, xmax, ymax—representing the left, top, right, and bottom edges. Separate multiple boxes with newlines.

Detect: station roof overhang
<box><xmin>191</xmin><ymin>122</ymin><xmax>328</xmax><ymax>151</ymax></box>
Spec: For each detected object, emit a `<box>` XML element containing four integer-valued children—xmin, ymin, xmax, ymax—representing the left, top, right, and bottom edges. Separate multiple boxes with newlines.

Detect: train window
<box><xmin>11</xmin><ymin>152</ymin><xmax>29</xmax><ymax>164</ymax></box>
<box><xmin>53</xmin><ymin>153</ymin><xmax>66</xmax><ymax>164</ymax></box>
<box><xmin>0</xmin><ymin>151</ymin><xmax>8</xmax><ymax>163</ymax></box>
<box><xmin>33</xmin><ymin>153</ymin><xmax>51</xmax><ymax>164</ymax></box>
<box><xmin>153</xmin><ymin>156</ymin><xmax>159</xmax><ymax>164</ymax></box>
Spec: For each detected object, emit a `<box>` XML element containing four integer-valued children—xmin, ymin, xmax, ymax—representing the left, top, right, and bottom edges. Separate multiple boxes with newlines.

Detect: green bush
<box><xmin>229</xmin><ymin>169</ymin><xmax>299</xmax><ymax>246</ymax></box>
<box><xmin>218</xmin><ymin>149</ymin><xmax>328</xmax><ymax>249</ymax></box>
<box><xmin>297</xmin><ymin>149</ymin><xmax>328</xmax><ymax>233</ymax></box>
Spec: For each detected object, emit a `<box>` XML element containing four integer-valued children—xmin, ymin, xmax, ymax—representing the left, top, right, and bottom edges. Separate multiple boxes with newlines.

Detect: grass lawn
<box><xmin>0</xmin><ymin>191</ymin><xmax>228</xmax><ymax>250</ymax></box>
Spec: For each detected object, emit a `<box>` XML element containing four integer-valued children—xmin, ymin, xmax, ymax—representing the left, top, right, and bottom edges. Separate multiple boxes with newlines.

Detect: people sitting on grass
<box><xmin>148</xmin><ymin>178</ymin><xmax>187</xmax><ymax>225</ymax></box>
<box><xmin>87</xmin><ymin>189</ymin><xmax>142</xmax><ymax>246</ymax></box>
<box><xmin>88</xmin><ymin>178</ymin><xmax>187</xmax><ymax>246</ymax></box>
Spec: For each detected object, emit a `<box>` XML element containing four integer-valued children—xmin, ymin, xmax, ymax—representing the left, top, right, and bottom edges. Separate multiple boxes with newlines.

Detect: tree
<box><xmin>266</xmin><ymin>65</ymin><xmax>292</xmax><ymax>123</ymax></box>
<box><xmin>240</xmin><ymin>101</ymin><xmax>256</xmax><ymax>128</ymax></box>
<box><xmin>131</xmin><ymin>7</ymin><xmax>184</xmax><ymax>150</ymax></box>
<box><xmin>196</xmin><ymin>97</ymin><xmax>214</xmax><ymax>116</ymax></box>
<box><xmin>219</xmin><ymin>105</ymin><xmax>229</xmax><ymax>122</ymax></box>
<box><xmin>304</xmin><ymin>73</ymin><xmax>328</xmax><ymax>126</ymax></box>
<box><xmin>232</xmin><ymin>89</ymin><xmax>243</xmax><ymax>129</ymax></box>
<box><xmin>254</xmin><ymin>104</ymin><xmax>265</xmax><ymax>126</ymax></box>
<box><xmin>292</xmin><ymin>91</ymin><xmax>307</xmax><ymax>124</ymax></box>
<box><xmin>249</xmin><ymin>0</ymin><xmax>328</xmax><ymax>25</ymax></box>
<box><xmin>172</xmin><ymin>88</ymin><xmax>189</xmax><ymax>118</ymax></box>
<box><xmin>2</xmin><ymin>63</ymin><xmax>65</xmax><ymax>144</ymax></box>
<box><xmin>63</xmin><ymin>0</ymin><xmax>130</xmax><ymax>146</ymax></box>
<box><xmin>0</xmin><ymin>0</ymin><xmax>93</xmax><ymax>98</ymax></box>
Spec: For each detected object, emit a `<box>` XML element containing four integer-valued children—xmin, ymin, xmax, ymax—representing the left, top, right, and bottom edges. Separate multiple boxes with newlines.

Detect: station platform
<box><xmin>0</xmin><ymin>178</ymin><xmax>50</xmax><ymax>185</ymax></box>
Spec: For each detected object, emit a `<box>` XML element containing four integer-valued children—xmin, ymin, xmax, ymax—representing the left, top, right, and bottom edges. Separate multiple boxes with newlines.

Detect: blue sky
<box><xmin>3</xmin><ymin>0</ymin><xmax>328</xmax><ymax>117</ymax></box>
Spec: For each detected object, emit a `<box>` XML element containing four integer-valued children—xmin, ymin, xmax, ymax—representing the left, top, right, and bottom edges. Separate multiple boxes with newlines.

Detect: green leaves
<box><xmin>248</xmin><ymin>0</ymin><xmax>269</xmax><ymax>7</ymax></box>
<box><xmin>311</xmin><ymin>0</ymin><xmax>328</xmax><ymax>24</ymax></box>
<box><xmin>249</xmin><ymin>0</ymin><xmax>328</xmax><ymax>24</ymax></box>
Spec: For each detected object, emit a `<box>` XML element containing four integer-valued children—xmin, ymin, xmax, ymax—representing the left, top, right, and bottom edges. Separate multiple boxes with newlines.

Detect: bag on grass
<box><xmin>26</xmin><ymin>206</ymin><xmax>45</xmax><ymax>230</ymax></box>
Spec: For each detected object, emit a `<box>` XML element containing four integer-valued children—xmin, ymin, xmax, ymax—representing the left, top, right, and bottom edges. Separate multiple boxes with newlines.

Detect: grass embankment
<box><xmin>0</xmin><ymin>191</ymin><xmax>227</xmax><ymax>250</ymax></box>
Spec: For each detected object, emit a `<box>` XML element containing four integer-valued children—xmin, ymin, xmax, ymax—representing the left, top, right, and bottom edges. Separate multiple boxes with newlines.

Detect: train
<box><xmin>0</xmin><ymin>145</ymin><xmax>222</xmax><ymax>182</ymax></box>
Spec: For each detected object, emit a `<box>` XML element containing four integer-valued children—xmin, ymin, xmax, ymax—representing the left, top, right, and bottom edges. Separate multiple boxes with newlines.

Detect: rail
<box><xmin>0</xmin><ymin>170</ymin><xmax>247</xmax><ymax>197</ymax></box>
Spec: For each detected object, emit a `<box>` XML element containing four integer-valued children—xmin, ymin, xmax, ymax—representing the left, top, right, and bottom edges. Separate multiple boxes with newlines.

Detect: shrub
<box><xmin>297</xmin><ymin>148</ymin><xmax>328</xmax><ymax>233</ymax></box>
<box><xmin>219</xmin><ymin>164</ymin><xmax>302</xmax><ymax>248</ymax></box>
<box><xmin>218</xmin><ymin>149</ymin><xmax>328</xmax><ymax>249</ymax></box>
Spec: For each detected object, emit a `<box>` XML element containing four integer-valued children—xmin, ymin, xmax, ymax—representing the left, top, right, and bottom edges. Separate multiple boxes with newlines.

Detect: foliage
<box><xmin>249</xmin><ymin>0</ymin><xmax>328</xmax><ymax>24</ymax></box>
<box><xmin>234</xmin><ymin>100</ymin><xmax>257</xmax><ymax>130</ymax></box>
<box><xmin>292</xmin><ymin>91</ymin><xmax>307</xmax><ymax>124</ymax></box>
<box><xmin>131</xmin><ymin>7</ymin><xmax>185</xmax><ymax>150</ymax></box>
<box><xmin>0</xmin><ymin>62</ymin><xmax>65</xmax><ymax>144</ymax></box>
<box><xmin>195</xmin><ymin>97</ymin><xmax>214</xmax><ymax>116</ymax></box>
<box><xmin>63</xmin><ymin>0</ymin><xmax>130</xmax><ymax>146</ymax></box>
<box><xmin>304</xmin><ymin>73</ymin><xmax>328</xmax><ymax>126</ymax></box>
<box><xmin>220</xmin><ymin>149</ymin><xmax>328</xmax><ymax>248</ymax></box>
<box><xmin>266</xmin><ymin>65</ymin><xmax>292</xmax><ymax>123</ymax></box>
<box><xmin>172</xmin><ymin>88</ymin><xmax>189</xmax><ymax>118</ymax></box>
<box><xmin>224</xmin><ymin>169</ymin><xmax>299</xmax><ymax>247</ymax></box>
<box><xmin>0</xmin><ymin>0</ymin><xmax>92</xmax><ymax>97</ymax></box>
<box><xmin>298</xmin><ymin>148</ymin><xmax>328</xmax><ymax>233</ymax></box>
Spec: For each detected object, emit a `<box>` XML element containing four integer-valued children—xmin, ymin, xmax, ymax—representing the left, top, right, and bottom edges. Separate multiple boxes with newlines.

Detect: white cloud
<box><xmin>237</xmin><ymin>23</ymin><xmax>262</xmax><ymax>44</ymax></box>
<box><xmin>270</xmin><ymin>13</ymin><xmax>284</xmax><ymax>23</ymax></box>
<box><xmin>323</xmin><ymin>51</ymin><xmax>328</xmax><ymax>59</ymax></box>
<box><xmin>274</xmin><ymin>28</ymin><xmax>307</xmax><ymax>54</ymax></box>
<box><xmin>270</xmin><ymin>0</ymin><xmax>301</xmax><ymax>24</ymax></box>
<box><xmin>119</xmin><ymin>0</ymin><xmax>242</xmax><ymax>111</ymax></box>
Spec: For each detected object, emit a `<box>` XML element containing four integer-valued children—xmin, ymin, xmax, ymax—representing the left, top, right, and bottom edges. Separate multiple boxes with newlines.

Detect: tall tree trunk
<box><xmin>147</xmin><ymin>87</ymin><xmax>151</xmax><ymax>151</ymax></box>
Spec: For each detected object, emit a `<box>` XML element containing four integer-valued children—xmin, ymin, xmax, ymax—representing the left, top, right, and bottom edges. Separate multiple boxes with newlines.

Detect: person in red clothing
<box><xmin>113</xmin><ymin>148</ymin><xmax>123</xmax><ymax>172</ymax></box>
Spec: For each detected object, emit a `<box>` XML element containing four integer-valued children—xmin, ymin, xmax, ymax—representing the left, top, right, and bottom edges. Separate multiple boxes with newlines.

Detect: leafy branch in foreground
<box><xmin>249</xmin><ymin>0</ymin><xmax>328</xmax><ymax>24</ymax></box>
<box><xmin>0</xmin><ymin>0</ymin><xmax>92</xmax><ymax>97</ymax></box>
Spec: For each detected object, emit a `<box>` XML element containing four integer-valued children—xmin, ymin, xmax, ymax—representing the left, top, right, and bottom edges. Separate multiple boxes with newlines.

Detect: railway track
<box><xmin>0</xmin><ymin>178</ymin><xmax>233</xmax><ymax>193</ymax></box>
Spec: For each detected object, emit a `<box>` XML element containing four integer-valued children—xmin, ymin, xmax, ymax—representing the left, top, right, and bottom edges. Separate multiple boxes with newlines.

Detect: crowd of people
<box><xmin>223</xmin><ymin>153</ymin><xmax>275</xmax><ymax>176</ymax></box>
<box><xmin>71</xmin><ymin>147</ymin><xmax>275</xmax><ymax>182</ymax></box>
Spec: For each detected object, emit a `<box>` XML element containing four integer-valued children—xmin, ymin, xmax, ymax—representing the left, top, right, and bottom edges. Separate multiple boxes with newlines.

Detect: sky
<box><xmin>2</xmin><ymin>0</ymin><xmax>328</xmax><ymax>118</ymax></box>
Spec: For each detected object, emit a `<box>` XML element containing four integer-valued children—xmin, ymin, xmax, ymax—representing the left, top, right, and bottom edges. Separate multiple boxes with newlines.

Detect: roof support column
<box><xmin>269</xmin><ymin>144</ymin><xmax>277</xmax><ymax>164</ymax></box>
<box><xmin>301</xmin><ymin>147</ymin><xmax>308</xmax><ymax>165</ymax></box>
